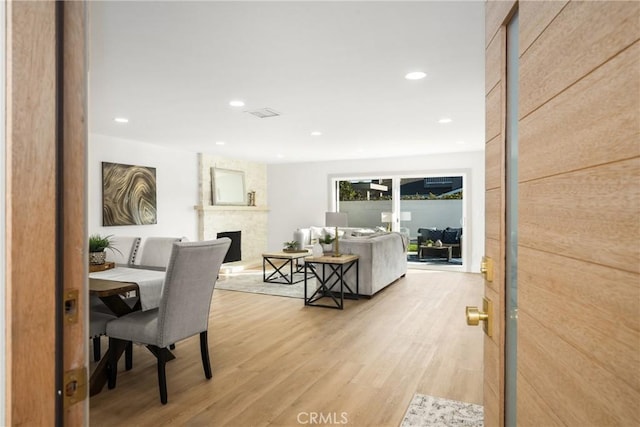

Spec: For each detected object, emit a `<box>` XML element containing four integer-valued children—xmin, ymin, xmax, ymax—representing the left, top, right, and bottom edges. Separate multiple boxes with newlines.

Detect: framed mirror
<box><xmin>211</xmin><ymin>167</ymin><xmax>246</xmax><ymax>205</ymax></box>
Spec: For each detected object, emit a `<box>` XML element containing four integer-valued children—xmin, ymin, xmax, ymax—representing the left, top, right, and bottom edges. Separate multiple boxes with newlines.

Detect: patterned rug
<box><xmin>215</xmin><ymin>271</ymin><xmax>316</xmax><ymax>299</ymax></box>
<box><xmin>400</xmin><ymin>394</ymin><xmax>483</xmax><ymax>427</ymax></box>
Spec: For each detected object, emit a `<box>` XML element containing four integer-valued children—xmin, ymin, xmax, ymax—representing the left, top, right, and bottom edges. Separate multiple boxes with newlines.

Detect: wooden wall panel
<box><xmin>62</xmin><ymin>1</ymin><xmax>87</xmax><ymax>424</ymax></box>
<box><xmin>519</xmin><ymin>158</ymin><xmax>639</xmax><ymax>273</ymax></box>
<box><xmin>520</xmin><ymin>1</ymin><xmax>640</xmax><ymax>117</ymax></box>
<box><xmin>519</xmin><ymin>310</ymin><xmax>639</xmax><ymax>425</ymax></box>
<box><xmin>519</xmin><ymin>0</ymin><xmax>567</xmax><ymax>55</ymax></box>
<box><xmin>482</xmin><ymin>376</ymin><xmax>500</xmax><ymax>427</ymax></box>
<box><xmin>520</xmin><ymin>248</ymin><xmax>639</xmax><ymax>388</ymax></box>
<box><xmin>6</xmin><ymin>1</ymin><xmax>57</xmax><ymax>424</ymax></box>
<box><xmin>520</xmin><ymin>42</ymin><xmax>640</xmax><ymax>182</ymax></box>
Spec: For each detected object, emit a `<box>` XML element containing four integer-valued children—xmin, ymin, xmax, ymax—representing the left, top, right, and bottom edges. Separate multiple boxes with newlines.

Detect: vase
<box><xmin>89</xmin><ymin>251</ymin><xmax>106</xmax><ymax>265</ymax></box>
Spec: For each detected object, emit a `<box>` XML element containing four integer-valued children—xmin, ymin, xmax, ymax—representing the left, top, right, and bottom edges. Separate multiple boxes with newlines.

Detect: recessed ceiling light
<box><xmin>310</xmin><ymin>131</ymin><xmax>322</xmax><ymax>136</ymax></box>
<box><xmin>114</xmin><ymin>117</ymin><xmax>129</xmax><ymax>123</ymax></box>
<box><xmin>438</xmin><ymin>118</ymin><xmax>453</xmax><ymax>124</ymax></box>
<box><xmin>215</xmin><ymin>141</ymin><xmax>226</xmax><ymax>146</ymax></box>
<box><xmin>229</xmin><ymin>100</ymin><xmax>245</xmax><ymax>107</ymax></box>
<box><xmin>405</xmin><ymin>71</ymin><xmax>427</xmax><ymax>80</ymax></box>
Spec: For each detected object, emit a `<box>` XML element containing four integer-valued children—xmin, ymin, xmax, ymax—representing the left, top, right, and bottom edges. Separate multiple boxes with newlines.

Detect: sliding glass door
<box><xmin>335</xmin><ymin>174</ymin><xmax>464</xmax><ymax>267</ymax></box>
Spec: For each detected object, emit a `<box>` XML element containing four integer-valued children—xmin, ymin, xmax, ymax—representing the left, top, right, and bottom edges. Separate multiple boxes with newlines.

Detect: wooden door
<box><xmin>5</xmin><ymin>1</ymin><xmax>87</xmax><ymax>424</ymax></box>
<box><xmin>483</xmin><ymin>1</ymin><xmax>640</xmax><ymax>425</ymax></box>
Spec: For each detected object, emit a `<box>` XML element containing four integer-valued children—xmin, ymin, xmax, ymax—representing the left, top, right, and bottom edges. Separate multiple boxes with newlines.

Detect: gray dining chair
<box><xmin>136</xmin><ymin>236</ymin><xmax>186</xmax><ymax>269</ymax></box>
<box><xmin>106</xmin><ymin>238</ymin><xmax>231</xmax><ymax>404</ymax></box>
<box><xmin>105</xmin><ymin>236</ymin><xmax>141</xmax><ymax>265</ymax></box>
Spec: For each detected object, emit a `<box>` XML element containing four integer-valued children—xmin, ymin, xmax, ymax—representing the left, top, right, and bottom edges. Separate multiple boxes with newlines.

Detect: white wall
<box><xmin>89</xmin><ymin>133</ymin><xmax>199</xmax><ymax>241</ymax></box>
<box><xmin>267</xmin><ymin>151</ymin><xmax>485</xmax><ymax>272</ymax></box>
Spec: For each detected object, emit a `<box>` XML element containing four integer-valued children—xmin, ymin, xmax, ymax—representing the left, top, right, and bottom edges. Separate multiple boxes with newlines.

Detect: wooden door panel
<box><xmin>519</xmin><ymin>158</ymin><xmax>640</xmax><ymax>273</ymax></box>
<box><xmin>485</xmin><ymin>0</ymin><xmax>515</xmax><ymax>48</ymax></box>
<box><xmin>6</xmin><ymin>1</ymin><xmax>57</xmax><ymax>424</ymax></box>
<box><xmin>519</xmin><ymin>42</ymin><xmax>640</xmax><ymax>181</ymax></box>
<box><xmin>516</xmin><ymin>372</ymin><xmax>564</xmax><ymax>427</ymax></box>
<box><xmin>485</xmin><ymin>84</ymin><xmax>502</xmax><ymax>142</ymax></box>
<box><xmin>485</xmin><ymin>137</ymin><xmax>502</xmax><ymax>191</ymax></box>
<box><xmin>519</xmin><ymin>1</ymin><xmax>567</xmax><ymax>55</ymax></box>
<box><xmin>485</xmin><ymin>33</ymin><xmax>503</xmax><ymax>93</ymax></box>
<box><xmin>520</xmin><ymin>249</ymin><xmax>639</xmax><ymax>385</ymax></box>
<box><xmin>519</xmin><ymin>309</ymin><xmax>639</xmax><ymax>425</ymax></box>
<box><xmin>520</xmin><ymin>1</ymin><xmax>639</xmax><ymax>117</ymax></box>
<box><xmin>484</xmin><ymin>189</ymin><xmax>501</xmax><ymax>242</ymax></box>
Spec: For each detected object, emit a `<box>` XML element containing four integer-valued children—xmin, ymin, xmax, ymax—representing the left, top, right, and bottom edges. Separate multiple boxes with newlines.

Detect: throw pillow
<box><xmin>442</xmin><ymin>229</ymin><xmax>459</xmax><ymax>244</ymax></box>
<box><xmin>428</xmin><ymin>229</ymin><xmax>445</xmax><ymax>241</ymax></box>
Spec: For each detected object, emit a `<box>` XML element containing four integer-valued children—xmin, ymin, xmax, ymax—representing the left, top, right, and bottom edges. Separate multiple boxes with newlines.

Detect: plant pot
<box><xmin>89</xmin><ymin>251</ymin><xmax>106</xmax><ymax>265</ymax></box>
<box><xmin>321</xmin><ymin>243</ymin><xmax>333</xmax><ymax>253</ymax></box>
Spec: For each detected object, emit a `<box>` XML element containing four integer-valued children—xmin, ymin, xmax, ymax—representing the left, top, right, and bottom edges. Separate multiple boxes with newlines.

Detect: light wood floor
<box><xmin>89</xmin><ymin>269</ymin><xmax>484</xmax><ymax>426</ymax></box>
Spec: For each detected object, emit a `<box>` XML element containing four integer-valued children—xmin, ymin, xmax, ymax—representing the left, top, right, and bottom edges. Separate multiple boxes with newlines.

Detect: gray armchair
<box><xmin>106</xmin><ymin>238</ymin><xmax>231</xmax><ymax>404</ymax></box>
<box><xmin>105</xmin><ymin>236</ymin><xmax>141</xmax><ymax>265</ymax></box>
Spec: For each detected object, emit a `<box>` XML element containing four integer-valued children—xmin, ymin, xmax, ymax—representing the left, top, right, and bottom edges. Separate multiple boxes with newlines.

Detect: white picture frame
<box><xmin>211</xmin><ymin>167</ymin><xmax>246</xmax><ymax>205</ymax></box>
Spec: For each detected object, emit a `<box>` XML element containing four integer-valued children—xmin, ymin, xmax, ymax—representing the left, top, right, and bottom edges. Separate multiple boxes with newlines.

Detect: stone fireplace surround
<box><xmin>196</xmin><ymin>154</ymin><xmax>268</xmax><ymax>270</ymax></box>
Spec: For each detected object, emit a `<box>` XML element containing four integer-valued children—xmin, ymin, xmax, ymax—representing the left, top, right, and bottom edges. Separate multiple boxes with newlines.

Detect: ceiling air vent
<box><xmin>246</xmin><ymin>108</ymin><xmax>281</xmax><ymax>119</ymax></box>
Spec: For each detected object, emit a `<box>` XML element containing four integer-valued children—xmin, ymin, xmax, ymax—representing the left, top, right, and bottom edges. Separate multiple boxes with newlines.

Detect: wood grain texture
<box><xmin>520</xmin><ymin>41</ymin><xmax>640</xmax><ymax>182</ymax></box>
<box><xmin>516</xmin><ymin>372</ymin><xmax>564</xmax><ymax>427</ymax></box>
<box><xmin>485</xmin><ymin>0</ymin><xmax>516</xmax><ymax>48</ymax></box>
<box><xmin>485</xmin><ymin>135</ymin><xmax>501</xmax><ymax>192</ymax></box>
<box><xmin>485</xmin><ymin>27</ymin><xmax>503</xmax><ymax>94</ymax></box>
<box><xmin>519</xmin><ymin>158</ymin><xmax>640</xmax><ymax>273</ymax></box>
<box><xmin>519</xmin><ymin>0</ymin><xmax>568</xmax><ymax>56</ymax></box>
<box><xmin>485</xmin><ymin>83</ymin><xmax>502</xmax><ymax>142</ymax></box>
<box><xmin>520</xmin><ymin>0</ymin><xmax>640</xmax><ymax>117</ymax></box>
<box><xmin>519</xmin><ymin>310</ymin><xmax>640</xmax><ymax>425</ymax></box>
<box><xmin>485</xmin><ymin>188</ymin><xmax>501</xmax><ymax>241</ymax></box>
<box><xmin>6</xmin><ymin>1</ymin><xmax>57</xmax><ymax>424</ymax></box>
<box><xmin>484</xmin><ymin>237</ymin><xmax>503</xmax><ymax>295</ymax></box>
<box><xmin>89</xmin><ymin>270</ymin><xmax>484</xmax><ymax>426</ymax></box>
<box><xmin>519</xmin><ymin>247</ymin><xmax>639</xmax><ymax>389</ymax></box>
<box><xmin>62</xmin><ymin>1</ymin><xmax>88</xmax><ymax>424</ymax></box>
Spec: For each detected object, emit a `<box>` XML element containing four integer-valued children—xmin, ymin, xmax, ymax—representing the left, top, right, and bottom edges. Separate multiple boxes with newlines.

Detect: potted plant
<box><xmin>283</xmin><ymin>240</ymin><xmax>300</xmax><ymax>253</ymax></box>
<box><xmin>89</xmin><ymin>234</ymin><xmax>120</xmax><ymax>265</ymax></box>
<box><xmin>319</xmin><ymin>234</ymin><xmax>334</xmax><ymax>253</ymax></box>
<box><xmin>425</xmin><ymin>239</ymin><xmax>434</xmax><ymax>247</ymax></box>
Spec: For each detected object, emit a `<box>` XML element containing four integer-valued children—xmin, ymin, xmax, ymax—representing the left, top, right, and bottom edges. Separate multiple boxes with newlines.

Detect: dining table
<box><xmin>89</xmin><ymin>265</ymin><xmax>168</xmax><ymax>396</ymax></box>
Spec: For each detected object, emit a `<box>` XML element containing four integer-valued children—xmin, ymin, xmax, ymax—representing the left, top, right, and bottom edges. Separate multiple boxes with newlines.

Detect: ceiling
<box><xmin>89</xmin><ymin>1</ymin><xmax>485</xmax><ymax>164</ymax></box>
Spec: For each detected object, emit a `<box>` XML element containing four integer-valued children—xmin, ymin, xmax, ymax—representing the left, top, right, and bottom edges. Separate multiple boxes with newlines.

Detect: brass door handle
<box><xmin>465</xmin><ymin>297</ymin><xmax>493</xmax><ymax>337</ymax></box>
<box><xmin>481</xmin><ymin>256</ymin><xmax>493</xmax><ymax>282</ymax></box>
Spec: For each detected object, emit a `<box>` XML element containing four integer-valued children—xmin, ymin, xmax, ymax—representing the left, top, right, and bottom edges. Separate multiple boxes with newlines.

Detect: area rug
<box><xmin>215</xmin><ymin>271</ymin><xmax>316</xmax><ymax>299</ymax></box>
<box><xmin>400</xmin><ymin>394</ymin><xmax>483</xmax><ymax>427</ymax></box>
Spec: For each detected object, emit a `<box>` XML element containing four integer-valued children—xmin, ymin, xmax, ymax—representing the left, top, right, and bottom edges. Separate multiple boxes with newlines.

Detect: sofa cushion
<box><xmin>427</xmin><ymin>229</ymin><xmax>445</xmax><ymax>241</ymax></box>
<box><xmin>442</xmin><ymin>229</ymin><xmax>460</xmax><ymax>244</ymax></box>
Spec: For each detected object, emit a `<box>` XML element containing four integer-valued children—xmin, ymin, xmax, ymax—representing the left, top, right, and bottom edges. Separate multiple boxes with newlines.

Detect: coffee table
<box><xmin>419</xmin><ymin>245</ymin><xmax>452</xmax><ymax>261</ymax></box>
<box><xmin>262</xmin><ymin>250</ymin><xmax>312</xmax><ymax>284</ymax></box>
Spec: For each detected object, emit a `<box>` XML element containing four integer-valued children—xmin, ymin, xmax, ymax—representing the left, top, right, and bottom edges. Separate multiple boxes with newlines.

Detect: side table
<box><xmin>304</xmin><ymin>254</ymin><xmax>359</xmax><ymax>310</ymax></box>
<box><xmin>262</xmin><ymin>250</ymin><xmax>312</xmax><ymax>284</ymax></box>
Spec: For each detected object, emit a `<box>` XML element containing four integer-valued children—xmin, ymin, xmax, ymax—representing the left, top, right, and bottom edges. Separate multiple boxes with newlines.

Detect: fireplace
<box><xmin>217</xmin><ymin>231</ymin><xmax>241</xmax><ymax>263</ymax></box>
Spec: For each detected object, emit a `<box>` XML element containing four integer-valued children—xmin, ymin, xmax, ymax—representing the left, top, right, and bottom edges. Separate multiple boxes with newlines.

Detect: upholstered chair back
<box><xmin>105</xmin><ymin>236</ymin><xmax>141</xmax><ymax>265</ymax></box>
<box><xmin>137</xmin><ymin>236</ymin><xmax>186</xmax><ymax>268</ymax></box>
<box><xmin>156</xmin><ymin>238</ymin><xmax>230</xmax><ymax>348</ymax></box>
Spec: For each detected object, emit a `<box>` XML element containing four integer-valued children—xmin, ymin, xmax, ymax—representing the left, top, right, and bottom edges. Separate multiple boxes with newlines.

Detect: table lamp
<box><xmin>381</xmin><ymin>212</ymin><xmax>393</xmax><ymax>232</ymax></box>
<box><xmin>325</xmin><ymin>212</ymin><xmax>348</xmax><ymax>257</ymax></box>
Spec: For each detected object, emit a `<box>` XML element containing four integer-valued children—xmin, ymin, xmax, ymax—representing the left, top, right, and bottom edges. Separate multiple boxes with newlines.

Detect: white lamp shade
<box><xmin>325</xmin><ymin>212</ymin><xmax>348</xmax><ymax>227</ymax></box>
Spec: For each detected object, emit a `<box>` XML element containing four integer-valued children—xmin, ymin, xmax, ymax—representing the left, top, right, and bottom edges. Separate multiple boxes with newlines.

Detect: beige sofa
<box><xmin>297</xmin><ymin>228</ymin><xmax>408</xmax><ymax>296</ymax></box>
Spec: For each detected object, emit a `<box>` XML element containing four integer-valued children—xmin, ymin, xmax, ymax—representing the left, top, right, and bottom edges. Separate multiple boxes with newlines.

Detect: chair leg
<box><xmin>125</xmin><ymin>341</ymin><xmax>133</xmax><ymax>371</ymax></box>
<box><xmin>107</xmin><ymin>338</ymin><xmax>121</xmax><ymax>389</ymax></box>
<box><xmin>199</xmin><ymin>331</ymin><xmax>212</xmax><ymax>379</ymax></box>
<box><xmin>93</xmin><ymin>337</ymin><xmax>101</xmax><ymax>362</ymax></box>
<box><xmin>147</xmin><ymin>345</ymin><xmax>172</xmax><ymax>404</ymax></box>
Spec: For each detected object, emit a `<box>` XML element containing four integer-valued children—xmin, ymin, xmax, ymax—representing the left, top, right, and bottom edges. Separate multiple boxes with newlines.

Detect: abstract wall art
<box><xmin>102</xmin><ymin>162</ymin><xmax>157</xmax><ymax>226</ymax></box>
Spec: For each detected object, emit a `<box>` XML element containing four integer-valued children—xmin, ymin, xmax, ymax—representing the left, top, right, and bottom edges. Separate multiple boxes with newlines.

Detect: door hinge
<box><xmin>63</xmin><ymin>367</ymin><xmax>87</xmax><ymax>408</ymax></box>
